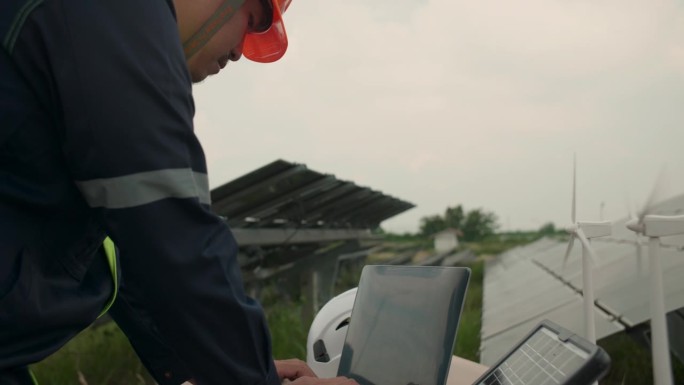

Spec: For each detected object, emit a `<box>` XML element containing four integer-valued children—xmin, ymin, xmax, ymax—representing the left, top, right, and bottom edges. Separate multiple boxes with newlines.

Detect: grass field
<box><xmin>598</xmin><ymin>330</ymin><xmax>684</xmax><ymax>384</ymax></box>
<box><xmin>31</xmin><ymin>322</ymin><xmax>154</xmax><ymax>385</ymax></box>
<box><xmin>31</xmin><ymin>304</ymin><xmax>310</xmax><ymax>384</ymax></box>
<box><xmin>452</xmin><ymin>260</ymin><xmax>483</xmax><ymax>362</ymax></box>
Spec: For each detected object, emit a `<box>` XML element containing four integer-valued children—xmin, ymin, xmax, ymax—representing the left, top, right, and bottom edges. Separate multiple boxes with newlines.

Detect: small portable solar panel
<box><xmin>337</xmin><ymin>265</ymin><xmax>471</xmax><ymax>385</ymax></box>
<box><xmin>472</xmin><ymin>320</ymin><xmax>611</xmax><ymax>385</ymax></box>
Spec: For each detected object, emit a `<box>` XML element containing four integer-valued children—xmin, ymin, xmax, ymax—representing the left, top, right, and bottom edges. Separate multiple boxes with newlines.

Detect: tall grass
<box><xmin>31</xmin><ymin>322</ymin><xmax>154</xmax><ymax>385</ymax></box>
<box><xmin>31</xmin><ymin>302</ymin><xmax>311</xmax><ymax>383</ymax></box>
<box><xmin>452</xmin><ymin>260</ymin><xmax>483</xmax><ymax>362</ymax></box>
<box><xmin>265</xmin><ymin>302</ymin><xmax>308</xmax><ymax>360</ymax></box>
<box><xmin>598</xmin><ymin>331</ymin><xmax>684</xmax><ymax>384</ymax></box>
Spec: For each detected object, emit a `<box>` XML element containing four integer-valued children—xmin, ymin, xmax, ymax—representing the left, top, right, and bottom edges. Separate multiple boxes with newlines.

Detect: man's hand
<box><xmin>275</xmin><ymin>358</ymin><xmax>316</xmax><ymax>380</ymax></box>
<box><xmin>182</xmin><ymin>360</ymin><xmax>357</xmax><ymax>385</ymax></box>
<box><xmin>275</xmin><ymin>359</ymin><xmax>358</xmax><ymax>385</ymax></box>
<box><xmin>286</xmin><ymin>377</ymin><xmax>359</xmax><ymax>385</ymax></box>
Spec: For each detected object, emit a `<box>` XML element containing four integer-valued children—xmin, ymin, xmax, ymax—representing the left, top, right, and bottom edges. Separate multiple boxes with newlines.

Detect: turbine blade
<box><xmin>640</xmin><ymin>167</ymin><xmax>667</xmax><ymax>222</ymax></box>
<box><xmin>572</xmin><ymin>154</ymin><xmax>577</xmax><ymax>223</ymax></box>
<box><xmin>634</xmin><ymin>233</ymin><xmax>643</xmax><ymax>274</ymax></box>
<box><xmin>625</xmin><ymin>191</ymin><xmax>636</xmax><ymax>221</ymax></box>
<box><xmin>576</xmin><ymin>228</ymin><xmax>598</xmax><ymax>265</ymax></box>
<box><xmin>563</xmin><ymin>237</ymin><xmax>575</xmax><ymax>270</ymax></box>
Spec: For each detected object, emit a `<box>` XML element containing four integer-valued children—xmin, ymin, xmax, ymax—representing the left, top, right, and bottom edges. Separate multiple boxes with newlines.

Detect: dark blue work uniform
<box><xmin>0</xmin><ymin>1</ymin><xmax>279</xmax><ymax>384</ymax></box>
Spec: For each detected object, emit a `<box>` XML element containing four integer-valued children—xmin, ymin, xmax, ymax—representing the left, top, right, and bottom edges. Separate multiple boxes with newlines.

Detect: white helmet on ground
<box><xmin>306</xmin><ymin>287</ymin><xmax>357</xmax><ymax>378</ymax></box>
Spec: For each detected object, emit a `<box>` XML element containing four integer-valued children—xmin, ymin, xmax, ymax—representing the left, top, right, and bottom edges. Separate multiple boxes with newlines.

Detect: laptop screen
<box><xmin>337</xmin><ymin>265</ymin><xmax>471</xmax><ymax>385</ymax></box>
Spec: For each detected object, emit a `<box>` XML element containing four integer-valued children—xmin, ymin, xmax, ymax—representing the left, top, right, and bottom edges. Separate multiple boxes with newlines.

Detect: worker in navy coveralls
<box><xmin>0</xmin><ymin>0</ymin><xmax>358</xmax><ymax>384</ymax></box>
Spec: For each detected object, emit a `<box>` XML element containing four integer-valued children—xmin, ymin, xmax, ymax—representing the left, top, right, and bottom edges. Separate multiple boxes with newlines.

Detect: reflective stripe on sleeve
<box><xmin>76</xmin><ymin>168</ymin><xmax>210</xmax><ymax>209</ymax></box>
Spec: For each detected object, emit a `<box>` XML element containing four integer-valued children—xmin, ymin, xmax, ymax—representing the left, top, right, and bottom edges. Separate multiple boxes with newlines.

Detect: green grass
<box><xmin>31</xmin><ymin>322</ymin><xmax>154</xmax><ymax>385</ymax></box>
<box><xmin>598</xmin><ymin>331</ymin><xmax>684</xmax><ymax>385</ymax></box>
<box><xmin>452</xmin><ymin>260</ymin><xmax>483</xmax><ymax>361</ymax></box>
<box><xmin>264</xmin><ymin>301</ymin><xmax>308</xmax><ymax>360</ymax></box>
<box><xmin>31</xmin><ymin>301</ymin><xmax>311</xmax><ymax>382</ymax></box>
<box><xmin>334</xmin><ymin>260</ymin><xmax>365</xmax><ymax>295</ymax></box>
<box><xmin>30</xmin><ymin>279</ymin><xmax>317</xmax><ymax>382</ymax></box>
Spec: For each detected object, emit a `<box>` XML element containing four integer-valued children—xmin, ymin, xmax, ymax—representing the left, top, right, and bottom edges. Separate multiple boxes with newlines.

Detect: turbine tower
<box><xmin>563</xmin><ymin>156</ymin><xmax>612</xmax><ymax>345</ymax></box>
<box><xmin>626</xmin><ymin>195</ymin><xmax>645</xmax><ymax>274</ymax></box>
<box><xmin>625</xmin><ymin>186</ymin><xmax>684</xmax><ymax>385</ymax></box>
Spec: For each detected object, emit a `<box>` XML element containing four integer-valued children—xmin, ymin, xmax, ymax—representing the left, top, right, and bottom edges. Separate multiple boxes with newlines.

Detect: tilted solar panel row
<box><xmin>210</xmin><ymin>159</ymin><xmax>414</xmax><ymax>229</ymax></box>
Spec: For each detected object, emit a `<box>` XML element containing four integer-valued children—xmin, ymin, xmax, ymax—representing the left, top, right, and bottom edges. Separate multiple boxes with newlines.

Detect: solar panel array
<box><xmin>211</xmin><ymin>159</ymin><xmax>414</xmax><ymax>230</ymax></box>
<box><xmin>481</xmin><ymin>195</ymin><xmax>684</xmax><ymax>366</ymax></box>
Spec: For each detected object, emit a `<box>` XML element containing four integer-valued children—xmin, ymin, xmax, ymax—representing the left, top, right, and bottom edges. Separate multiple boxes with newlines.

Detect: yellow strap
<box><xmin>98</xmin><ymin>237</ymin><xmax>118</xmax><ymax>318</ymax></box>
<box><xmin>29</xmin><ymin>369</ymin><xmax>39</xmax><ymax>385</ymax></box>
<box><xmin>182</xmin><ymin>0</ymin><xmax>244</xmax><ymax>58</ymax></box>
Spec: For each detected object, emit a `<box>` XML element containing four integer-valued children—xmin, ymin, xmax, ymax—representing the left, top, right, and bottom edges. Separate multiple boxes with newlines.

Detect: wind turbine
<box><xmin>625</xmin><ymin>181</ymin><xmax>684</xmax><ymax>385</ymax></box>
<box><xmin>625</xmin><ymin>194</ymin><xmax>646</xmax><ymax>274</ymax></box>
<box><xmin>563</xmin><ymin>156</ymin><xmax>612</xmax><ymax>345</ymax></box>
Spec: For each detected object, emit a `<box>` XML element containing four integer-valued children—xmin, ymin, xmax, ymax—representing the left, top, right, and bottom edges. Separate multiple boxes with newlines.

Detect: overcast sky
<box><xmin>193</xmin><ymin>0</ymin><xmax>684</xmax><ymax>233</ymax></box>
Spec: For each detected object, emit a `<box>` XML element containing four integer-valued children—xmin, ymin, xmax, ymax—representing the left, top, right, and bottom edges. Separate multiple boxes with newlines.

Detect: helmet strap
<box><xmin>182</xmin><ymin>0</ymin><xmax>246</xmax><ymax>59</ymax></box>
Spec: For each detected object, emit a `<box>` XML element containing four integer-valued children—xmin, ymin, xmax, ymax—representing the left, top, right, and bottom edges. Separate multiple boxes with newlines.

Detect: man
<box><xmin>0</xmin><ymin>0</ymin><xmax>357</xmax><ymax>384</ymax></box>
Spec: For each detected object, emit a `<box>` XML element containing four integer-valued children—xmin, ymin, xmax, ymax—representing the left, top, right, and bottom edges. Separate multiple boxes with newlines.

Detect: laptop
<box><xmin>337</xmin><ymin>265</ymin><xmax>471</xmax><ymax>385</ymax></box>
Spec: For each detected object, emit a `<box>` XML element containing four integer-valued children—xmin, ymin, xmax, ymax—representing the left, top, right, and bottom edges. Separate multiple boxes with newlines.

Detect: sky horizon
<box><xmin>192</xmin><ymin>0</ymin><xmax>684</xmax><ymax>234</ymax></box>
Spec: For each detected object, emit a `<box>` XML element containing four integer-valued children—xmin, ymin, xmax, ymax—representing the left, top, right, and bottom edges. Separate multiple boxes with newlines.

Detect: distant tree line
<box><xmin>419</xmin><ymin>205</ymin><xmax>499</xmax><ymax>242</ymax></box>
<box><xmin>378</xmin><ymin>209</ymin><xmax>561</xmax><ymax>244</ymax></box>
<box><xmin>537</xmin><ymin>222</ymin><xmax>558</xmax><ymax>236</ymax></box>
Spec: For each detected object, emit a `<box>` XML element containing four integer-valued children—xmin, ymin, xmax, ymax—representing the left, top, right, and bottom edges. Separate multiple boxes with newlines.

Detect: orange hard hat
<box><xmin>243</xmin><ymin>0</ymin><xmax>292</xmax><ymax>63</ymax></box>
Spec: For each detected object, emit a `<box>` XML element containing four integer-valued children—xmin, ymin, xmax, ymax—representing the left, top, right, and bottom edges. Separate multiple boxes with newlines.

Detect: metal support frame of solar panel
<box><xmin>243</xmin><ymin>241</ymin><xmax>362</xmax><ymax>282</ymax></box>
<box><xmin>242</xmin><ymin>241</ymin><xmax>356</xmax><ymax>299</ymax></box>
<box><xmin>231</xmin><ymin>228</ymin><xmax>375</xmax><ymax>246</ymax></box>
<box><xmin>416</xmin><ymin>250</ymin><xmax>453</xmax><ymax>266</ymax></box>
<box><xmin>243</xmin><ymin>240</ymin><xmax>368</xmax><ymax>317</ymax></box>
<box><xmin>210</xmin><ymin>158</ymin><xmax>414</xmax><ymax>307</ymax></box>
